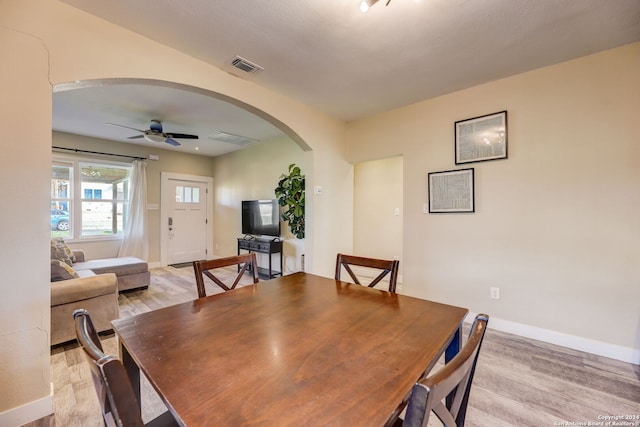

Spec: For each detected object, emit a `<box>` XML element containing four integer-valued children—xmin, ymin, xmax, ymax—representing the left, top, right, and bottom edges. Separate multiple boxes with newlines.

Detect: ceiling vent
<box><xmin>208</xmin><ymin>131</ymin><xmax>259</xmax><ymax>146</ymax></box>
<box><xmin>227</xmin><ymin>55</ymin><xmax>264</xmax><ymax>74</ymax></box>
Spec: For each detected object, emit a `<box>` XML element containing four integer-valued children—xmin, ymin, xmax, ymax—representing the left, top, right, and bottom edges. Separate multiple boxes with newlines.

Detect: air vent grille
<box><xmin>228</xmin><ymin>56</ymin><xmax>264</xmax><ymax>74</ymax></box>
<box><xmin>208</xmin><ymin>131</ymin><xmax>259</xmax><ymax>146</ymax></box>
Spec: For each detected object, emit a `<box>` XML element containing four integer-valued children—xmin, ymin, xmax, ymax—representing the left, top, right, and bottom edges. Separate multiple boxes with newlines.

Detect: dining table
<box><xmin>111</xmin><ymin>271</ymin><xmax>468</xmax><ymax>426</ymax></box>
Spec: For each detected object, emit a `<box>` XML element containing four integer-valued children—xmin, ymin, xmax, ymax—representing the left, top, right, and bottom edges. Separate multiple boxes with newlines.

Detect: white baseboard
<box><xmin>0</xmin><ymin>382</ymin><xmax>54</xmax><ymax>426</ymax></box>
<box><xmin>148</xmin><ymin>261</ymin><xmax>162</xmax><ymax>269</ymax></box>
<box><xmin>465</xmin><ymin>312</ymin><xmax>639</xmax><ymax>366</ymax></box>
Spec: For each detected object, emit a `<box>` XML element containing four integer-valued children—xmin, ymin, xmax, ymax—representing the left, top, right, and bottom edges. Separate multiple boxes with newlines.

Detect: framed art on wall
<box><xmin>428</xmin><ymin>168</ymin><xmax>474</xmax><ymax>213</ymax></box>
<box><xmin>455</xmin><ymin>110</ymin><xmax>507</xmax><ymax>164</ymax></box>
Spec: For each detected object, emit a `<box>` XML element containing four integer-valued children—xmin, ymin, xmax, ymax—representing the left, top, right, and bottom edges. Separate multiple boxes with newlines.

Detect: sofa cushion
<box><xmin>51</xmin><ymin>259</ymin><xmax>80</xmax><ymax>281</ymax></box>
<box><xmin>51</xmin><ymin>273</ymin><xmax>118</xmax><ymax>306</ymax></box>
<box><xmin>73</xmin><ymin>257</ymin><xmax>148</xmax><ymax>277</ymax></box>
<box><xmin>71</xmin><ymin>249</ymin><xmax>85</xmax><ymax>263</ymax></box>
<box><xmin>50</xmin><ymin>273</ymin><xmax>119</xmax><ymax>345</ymax></box>
<box><xmin>76</xmin><ymin>269</ymin><xmax>97</xmax><ymax>278</ymax></box>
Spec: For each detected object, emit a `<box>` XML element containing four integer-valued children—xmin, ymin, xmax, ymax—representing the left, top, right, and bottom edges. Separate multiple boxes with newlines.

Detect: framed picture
<box><xmin>428</xmin><ymin>168</ymin><xmax>474</xmax><ymax>213</ymax></box>
<box><xmin>455</xmin><ymin>110</ymin><xmax>507</xmax><ymax>164</ymax></box>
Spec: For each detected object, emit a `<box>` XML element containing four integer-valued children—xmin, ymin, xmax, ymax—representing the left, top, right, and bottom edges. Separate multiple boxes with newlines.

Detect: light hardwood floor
<box><xmin>26</xmin><ymin>267</ymin><xmax>640</xmax><ymax>426</ymax></box>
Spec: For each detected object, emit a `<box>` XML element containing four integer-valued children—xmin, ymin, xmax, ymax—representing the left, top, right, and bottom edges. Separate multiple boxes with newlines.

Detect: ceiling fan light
<box><xmin>144</xmin><ymin>133</ymin><xmax>166</xmax><ymax>144</ymax></box>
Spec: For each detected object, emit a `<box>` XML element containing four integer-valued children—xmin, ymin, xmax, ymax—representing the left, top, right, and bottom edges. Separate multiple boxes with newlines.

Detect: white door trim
<box><xmin>160</xmin><ymin>172</ymin><xmax>214</xmax><ymax>267</ymax></box>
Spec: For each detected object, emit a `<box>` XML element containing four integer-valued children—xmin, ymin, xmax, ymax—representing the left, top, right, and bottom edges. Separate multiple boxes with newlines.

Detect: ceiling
<box><xmin>53</xmin><ymin>82</ymin><xmax>287</xmax><ymax>157</ymax></box>
<box><xmin>54</xmin><ymin>0</ymin><xmax>640</xmax><ymax>157</ymax></box>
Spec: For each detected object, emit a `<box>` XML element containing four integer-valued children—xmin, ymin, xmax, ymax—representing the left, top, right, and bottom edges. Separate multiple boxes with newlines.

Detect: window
<box><xmin>51</xmin><ymin>157</ymin><xmax>131</xmax><ymax>239</ymax></box>
<box><xmin>83</xmin><ymin>188</ymin><xmax>103</xmax><ymax>199</ymax></box>
<box><xmin>51</xmin><ymin>162</ymin><xmax>72</xmax><ymax>238</ymax></box>
<box><xmin>176</xmin><ymin>186</ymin><xmax>200</xmax><ymax>204</ymax></box>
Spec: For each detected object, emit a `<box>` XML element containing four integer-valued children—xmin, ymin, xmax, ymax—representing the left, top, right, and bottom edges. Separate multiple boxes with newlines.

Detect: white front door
<box><xmin>161</xmin><ymin>173</ymin><xmax>212</xmax><ymax>265</ymax></box>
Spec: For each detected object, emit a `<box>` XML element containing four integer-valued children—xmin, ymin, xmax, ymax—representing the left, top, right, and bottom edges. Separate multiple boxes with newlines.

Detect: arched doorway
<box><xmin>52</xmin><ymin>78</ymin><xmax>310</xmax><ymax>268</ymax></box>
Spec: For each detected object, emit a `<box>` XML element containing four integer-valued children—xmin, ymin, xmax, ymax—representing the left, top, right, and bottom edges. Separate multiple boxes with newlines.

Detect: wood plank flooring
<box><xmin>25</xmin><ymin>267</ymin><xmax>640</xmax><ymax>426</ymax></box>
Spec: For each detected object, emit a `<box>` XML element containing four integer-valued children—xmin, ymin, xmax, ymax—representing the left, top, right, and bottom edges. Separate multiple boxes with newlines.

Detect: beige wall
<box><xmin>353</xmin><ymin>156</ymin><xmax>403</xmax><ymax>282</ymax></box>
<box><xmin>0</xmin><ymin>23</ymin><xmax>53</xmax><ymax>421</ymax></box>
<box><xmin>211</xmin><ymin>137</ymin><xmax>307</xmax><ymax>273</ymax></box>
<box><xmin>1</xmin><ymin>0</ymin><xmax>350</xmax><ymax>422</ymax></box>
<box><xmin>347</xmin><ymin>43</ymin><xmax>640</xmax><ymax>356</ymax></box>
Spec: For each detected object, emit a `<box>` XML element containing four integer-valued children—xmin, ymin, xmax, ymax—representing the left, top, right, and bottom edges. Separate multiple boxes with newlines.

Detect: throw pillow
<box><xmin>51</xmin><ymin>238</ymin><xmax>74</xmax><ymax>265</ymax></box>
<box><xmin>51</xmin><ymin>259</ymin><xmax>80</xmax><ymax>281</ymax></box>
<box><xmin>51</xmin><ymin>237</ymin><xmax>77</xmax><ymax>263</ymax></box>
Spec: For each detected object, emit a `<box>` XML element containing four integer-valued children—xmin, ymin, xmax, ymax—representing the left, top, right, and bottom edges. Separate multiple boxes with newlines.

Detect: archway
<box><xmin>52</xmin><ymin>78</ymin><xmax>310</xmax><ymax>269</ymax></box>
<box><xmin>53</xmin><ymin>77</ymin><xmax>311</xmax><ymax>152</ymax></box>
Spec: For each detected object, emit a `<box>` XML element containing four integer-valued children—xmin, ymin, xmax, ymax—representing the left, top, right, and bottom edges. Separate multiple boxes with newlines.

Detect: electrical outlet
<box><xmin>490</xmin><ymin>287</ymin><xmax>500</xmax><ymax>300</ymax></box>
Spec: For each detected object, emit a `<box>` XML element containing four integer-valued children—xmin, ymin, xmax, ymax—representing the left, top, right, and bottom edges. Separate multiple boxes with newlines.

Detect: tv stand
<box><xmin>237</xmin><ymin>237</ymin><xmax>283</xmax><ymax>280</ymax></box>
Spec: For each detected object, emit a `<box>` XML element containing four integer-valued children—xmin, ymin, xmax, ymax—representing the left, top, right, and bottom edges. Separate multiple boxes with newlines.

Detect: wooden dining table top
<box><xmin>112</xmin><ymin>271</ymin><xmax>468</xmax><ymax>427</ymax></box>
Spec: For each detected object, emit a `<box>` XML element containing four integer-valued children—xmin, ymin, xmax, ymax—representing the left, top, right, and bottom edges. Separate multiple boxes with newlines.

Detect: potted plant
<box><xmin>274</xmin><ymin>164</ymin><xmax>305</xmax><ymax>239</ymax></box>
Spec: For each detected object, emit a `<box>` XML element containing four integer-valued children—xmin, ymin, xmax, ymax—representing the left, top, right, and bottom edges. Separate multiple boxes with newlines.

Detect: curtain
<box><xmin>118</xmin><ymin>159</ymin><xmax>148</xmax><ymax>259</ymax></box>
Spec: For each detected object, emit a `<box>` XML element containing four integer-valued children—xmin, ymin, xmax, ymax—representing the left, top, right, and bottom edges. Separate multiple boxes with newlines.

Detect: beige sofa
<box><xmin>71</xmin><ymin>250</ymin><xmax>150</xmax><ymax>292</ymax></box>
<box><xmin>51</xmin><ymin>272</ymin><xmax>119</xmax><ymax>346</ymax></box>
<box><xmin>50</xmin><ymin>248</ymin><xmax>150</xmax><ymax>346</ymax></box>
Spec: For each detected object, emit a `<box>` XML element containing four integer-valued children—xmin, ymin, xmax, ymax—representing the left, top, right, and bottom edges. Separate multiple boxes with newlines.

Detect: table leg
<box><xmin>121</xmin><ymin>343</ymin><xmax>141</xmax><ymax>408</ymax></box>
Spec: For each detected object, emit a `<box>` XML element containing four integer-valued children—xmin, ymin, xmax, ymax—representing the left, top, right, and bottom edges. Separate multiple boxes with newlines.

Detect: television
<box><xmin>242</xmin><ymin>199</ymin><xmax>281</xmax><ymax>238</ymax></box>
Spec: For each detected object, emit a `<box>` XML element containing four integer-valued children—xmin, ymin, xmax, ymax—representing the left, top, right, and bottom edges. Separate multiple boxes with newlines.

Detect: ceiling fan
<box><xmin>107</xmin><ymin>120</ymin><xmax>199</xmax><ymax>147</ymax></box>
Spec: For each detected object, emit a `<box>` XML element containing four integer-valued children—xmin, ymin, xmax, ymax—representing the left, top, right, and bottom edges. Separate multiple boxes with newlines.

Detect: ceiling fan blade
<box><xmin>128</xmin><ymin>135</ymin><xmax>144</xmax><ymax>139</ymax></box>
<box><xmin>166</xmin><ymin>133</ymin><xmax>199</xmax><ymax>140</ymax></box>
<box><xmin>106</xmin><ymin>122</ymin><xmax>145</xmax><ymax>133</ymax></box>
<box><xmin>165</xmin><ymin>138</ymin><xmax>181</xmax><ymax>147</ymax></box>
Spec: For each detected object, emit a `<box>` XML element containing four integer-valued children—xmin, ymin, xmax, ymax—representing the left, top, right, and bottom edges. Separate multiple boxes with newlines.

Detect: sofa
<box><xmin>50</xmin><ymin>240</ymin><xmax>151</xmax><ymax>345</ymax></box>
<box><xmin>70</xmin><ymin>250</ymin><xmax>150</xmax><ymax>292</ymax></box>
<box><xmin>51</xmin><ymin>272</ymin><xmax>119</xmax><ymax>346</ymax></box>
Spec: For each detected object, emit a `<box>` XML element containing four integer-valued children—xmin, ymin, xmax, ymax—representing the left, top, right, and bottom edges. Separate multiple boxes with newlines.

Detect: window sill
<box><xmin>64</xmin><ymin>235</ymin><xmax>123</xmax><ymax>244</ymax></box>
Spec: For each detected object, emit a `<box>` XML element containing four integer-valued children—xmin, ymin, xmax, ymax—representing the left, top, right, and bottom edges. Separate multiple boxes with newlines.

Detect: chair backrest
<box><xmin>334</xmin><ymin>253</ymin><xmax>400</xmax><ymax>292</ymax></box>
<box><xmin>73</xmin><ymin>309</ymin><xmax>145</xmax><ymax>427</ymax></box>
<box><xmin>402</xmin><ymin>314</ymin><xmax>489</xmax><ymax>427</ymax></box>
<box><xmin>193</xmin><ymin>253</ymin><xmax>259</xmax><ymax>298</ymax></box>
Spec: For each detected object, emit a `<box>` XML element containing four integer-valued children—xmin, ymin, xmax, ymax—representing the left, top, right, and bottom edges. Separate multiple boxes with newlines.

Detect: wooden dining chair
<box><xmin>193</xmin><ymin>253</ymin><xmax>259</xmax><ymax>298</ymax></box>
<box><xmin>394</xmin><ymin>314</ymin><xmax>490</xmax><ymax>427</ymax></box>
<box><xmin>73</xmin><ymin>309</ymin><xmax>178</xmax><ymax>427</ymax></box>
<box><xmin>335</xmin><ymin>253</ymin><xmax>400</xmax><ymax>292</ymax></box>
